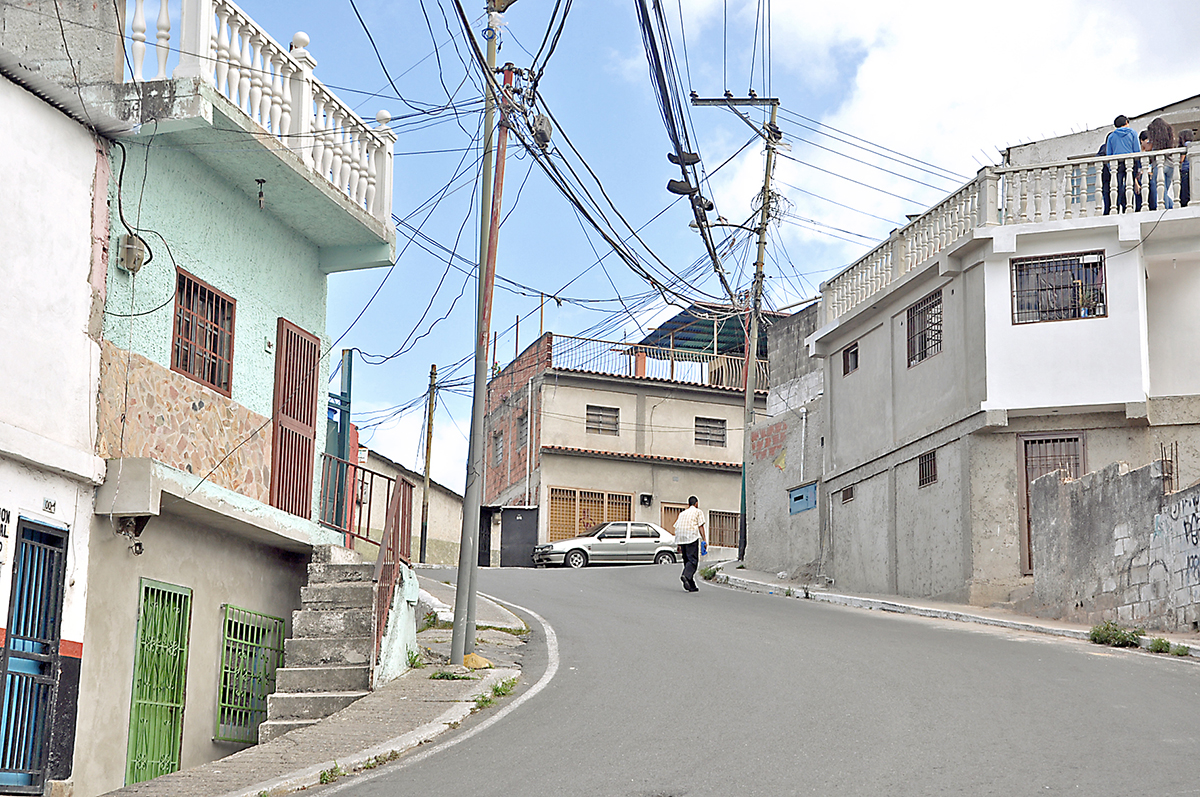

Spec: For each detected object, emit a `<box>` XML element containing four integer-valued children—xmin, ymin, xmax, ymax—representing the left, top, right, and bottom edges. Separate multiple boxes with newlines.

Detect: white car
<box><xmin>533</xmin><ymin>521</ymin><xmax>678</xmax><ymax>568</ymax></box>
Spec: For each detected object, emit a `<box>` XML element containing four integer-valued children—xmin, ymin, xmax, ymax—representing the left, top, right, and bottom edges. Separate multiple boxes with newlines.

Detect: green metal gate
<box><xmin>125</xmin><ymin>580</ymin><xmax>191</xmax><ymax>786</ymax></box>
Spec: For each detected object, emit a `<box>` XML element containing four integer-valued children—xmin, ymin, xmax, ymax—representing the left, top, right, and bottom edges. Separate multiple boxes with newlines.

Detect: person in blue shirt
<box><xmin>1105</xmin><ymin>115</ymin><xmax>1140</xmax><ymax>214</ymax></box>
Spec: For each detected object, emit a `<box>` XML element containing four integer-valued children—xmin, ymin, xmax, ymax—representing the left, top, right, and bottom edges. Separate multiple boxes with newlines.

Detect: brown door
<box><xmin>270</xmin><ymin>318</ymin><xmax>321</xmax><ymax>517</ymax></box>
<box><xmin>661</xmin><ymin>503</ymin><xmax>687</xmax><ymax>535</ymax></box>
<box><xmin>1020</xmin><ymin>435</ymin><xmax>1083</xmax><ymax>573</ymax></box>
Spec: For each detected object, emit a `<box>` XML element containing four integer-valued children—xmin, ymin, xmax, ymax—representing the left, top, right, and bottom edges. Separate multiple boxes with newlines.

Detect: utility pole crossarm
<box><xmin>689</xmin><ymin>97</ymin><xmax>780</xmax><ymax>106</ymax></box>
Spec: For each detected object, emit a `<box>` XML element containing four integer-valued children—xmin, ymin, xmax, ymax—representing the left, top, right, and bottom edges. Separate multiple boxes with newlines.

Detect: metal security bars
<box><xmin>172</xmin><ymin>270</ymin><xmax>235</xmax><ymax>396</ymax></box>
<box><xmin>1021</xmin><ymin>435</ymin><xmax>1084</xmax><ymax>573</ymax></box>
<box><xmin>270</xmin><ymin>319</ymin><xmax>321</xmax><ymax>518</ymax></box>
<box><xmin>548</xmin><ymin>487</ymin><xmax>632</xmax><ymax>541</ymax></box>
<box><xmin>0</xmin><ymin>520</ymin><xmax>68</xmax><ymax>793</ymax></box>
<box><xmin>708</xmin><ymin>510</ymin><xmax>740</xmax><ymax>547</ymax></box>
<box><xmin>906</xmin><ymin>289</ymin><xmax>942</xmax><ymax>367</ymax></box>
<box><xmin>126</xmin><ymin>580</ymin><xmax>192</xmax><ymax>786</ymax></box>
<box><xmin>918</xmin><ymin>450</ymin><xmax>938</xmax><ymax>487</ymax></box>
<box><xmin>585</xmin><ymin>405</ymin><xmax>619</xmax><ymax>436</ymax></box>
<box><xmin>214</xmin><ymin>606</ymin><xmax>285</xmax><ymax>744</ymax></box>
<box><xmin>1011</xmin><ymin>251</ymin><xmax>1106</xmax><ymax>324</ymax></box>
<box><xmin>694</xmin><ymin>417</ymin><xmax>727</xmax><ymax>447</ymax></box>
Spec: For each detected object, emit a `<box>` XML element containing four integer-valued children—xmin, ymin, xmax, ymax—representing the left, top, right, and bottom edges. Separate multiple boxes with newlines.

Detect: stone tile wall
<box><xmin>97</xmin><ymin>339</ymin><xmax>272</xmax><ymax>502</ymax></box>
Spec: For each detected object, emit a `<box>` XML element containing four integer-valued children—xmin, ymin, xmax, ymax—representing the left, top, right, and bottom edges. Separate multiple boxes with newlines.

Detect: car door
<box><xmin>627</xmin><ymin>523</ymin><xmax>659</xmax><ymax>562</ymax></box>
<box><xmin>590</xmin><ymin>523</ymin><xmax>628</xmax><ymax>562</ymax></box>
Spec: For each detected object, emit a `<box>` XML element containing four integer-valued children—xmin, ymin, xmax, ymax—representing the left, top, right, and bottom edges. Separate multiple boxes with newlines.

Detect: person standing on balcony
<box><xmin>1179</xmin><ymin>129</ymin><xmax>1193</xmax><ymax>207</ymax></box>
<box><xmin>1105</xmin><ymin>115</ymin><xmax>1140</xmax><ymax>214</ymax></box>
<box><xmin>674</xmin><ymin>496</ymin><xmax>707</xmax><ymax>592</ymax></box>
<box><xmin>1146</xmin><ymin>117</ymin><xmax>1178</xmax><ymax>210</ymax></box>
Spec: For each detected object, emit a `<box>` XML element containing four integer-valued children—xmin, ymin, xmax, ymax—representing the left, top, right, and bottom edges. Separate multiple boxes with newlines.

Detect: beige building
<box><xmin>358</xmin><ymin>448</ymin><xmax>463</xmax><ymax>566</ymax></box>
<box><xmin>484</xmin><ymin>306</ymin><xmax>771</xmax><ymax>557</ymax></box>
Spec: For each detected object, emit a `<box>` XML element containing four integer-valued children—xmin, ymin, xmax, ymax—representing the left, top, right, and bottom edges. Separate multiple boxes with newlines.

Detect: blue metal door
<box><xmin>0</xmin><ymin>519</ymin><xmax>68</xmax><ymax>793</ymax></box>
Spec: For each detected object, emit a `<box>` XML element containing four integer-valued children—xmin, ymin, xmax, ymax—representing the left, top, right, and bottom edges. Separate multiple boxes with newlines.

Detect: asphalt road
<box><xmin>314</xmin><ymin>564</ymin><xmax>1200</xmax><ymax>796</ymax></box>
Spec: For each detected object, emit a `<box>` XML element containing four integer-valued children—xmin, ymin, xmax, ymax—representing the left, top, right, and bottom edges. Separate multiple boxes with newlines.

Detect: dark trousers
<box><xmin>680</xmin><ymin>540</ymin><xmax>699</xmax><ymax>588</ymax></box>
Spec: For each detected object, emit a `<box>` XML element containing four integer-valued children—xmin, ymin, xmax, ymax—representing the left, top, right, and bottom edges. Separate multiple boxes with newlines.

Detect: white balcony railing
<box><xmin>552</xmin><ymin>335</ymin><xmax>769</xmax><ymax>391</ymax></box>
<box><xmin>124</xmin><ymin>0</ymin><xmax>394</xmax><ymax>224</ymax></box>
<box><xmin>823</xmin><ymin>147</ymin><xmax>1194</xmax><ymax>323</ymax></box>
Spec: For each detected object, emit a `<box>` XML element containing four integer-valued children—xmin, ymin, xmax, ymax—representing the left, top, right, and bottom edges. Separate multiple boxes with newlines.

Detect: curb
<box><xmin>221</xmin><ymin>668</ymin><xmax>520</xmax><ymax>797</ymax></box>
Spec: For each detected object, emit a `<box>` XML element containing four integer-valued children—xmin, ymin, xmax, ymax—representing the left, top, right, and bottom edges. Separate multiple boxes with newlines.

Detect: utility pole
<box><xmin>419</xmin><ymin>364</ymin><xmax>436</xmax><ymax>564</ymax></box>
<box><xmin>690</xmin><ymin>95</ymin><xmax>781</xmax><ymax>562</ymax></box>
<box><xmin>450</xmin><ymin>7</ymin><xmax>517</xmax><ymax>664</ymax></box>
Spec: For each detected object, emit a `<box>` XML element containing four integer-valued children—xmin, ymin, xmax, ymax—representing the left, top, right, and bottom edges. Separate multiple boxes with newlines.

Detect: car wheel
<box><xmin>654</xmin><ymin>551</ymin><xmax>675</xmax><ymax>565</ymax></box>
<box><xmin>565</xmin><ymin>550</ymin><xmax>588</xmax><ymax>569</ymax></box>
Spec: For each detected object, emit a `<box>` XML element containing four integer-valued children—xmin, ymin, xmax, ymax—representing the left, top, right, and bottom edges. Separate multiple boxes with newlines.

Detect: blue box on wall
<box><xmin>789</xmin><ymin>483</ymin><xmax>817</xmax><ymax>514</ymax></box>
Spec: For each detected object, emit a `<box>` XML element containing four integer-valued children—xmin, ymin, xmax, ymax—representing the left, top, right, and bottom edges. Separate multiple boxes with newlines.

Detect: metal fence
<box><xmin>551</xmin><ymin>335</ymin><xmax>769</xmax><ymax>391</ymax></box>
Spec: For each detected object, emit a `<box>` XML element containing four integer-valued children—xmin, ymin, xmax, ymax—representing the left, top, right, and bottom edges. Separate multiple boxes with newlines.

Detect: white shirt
<box><xmin>673</xmin><ymin>506</ymin><xmax>706</xmax><ymax>545</ymax></box>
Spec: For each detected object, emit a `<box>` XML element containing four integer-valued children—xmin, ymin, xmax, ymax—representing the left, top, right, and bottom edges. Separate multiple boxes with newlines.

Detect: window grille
<box><xmin>492</xmin><ymin>431</ymin><xmax>504</xmax><ymax>467</ymax></box>
<box><xmin>586</xmin><ymin>405</ymin><xmax>619</xmax><ymax>435</ymax></box>
<box><xmin>516</xmin><ymin>413</ymin><xmax>528</xmax><ymax>448</ymax></box>
<box><xmin>547</xmin><ymin>487</ymin><xmax>632</xmax><ymax>541</ymax></box>
<box><xmin>709</xmin><ymin>510</ymin><xmax>740</xmax><ymax>547</ymax></box>
<box><xmin>842</xmin><ymin>342</ymin><xmax>859</xmax><ymax>375</ymax></box>
<box><xmin>127</xmin><ymin>580</ymin><xmax>191</xmax><ymax>785</ymax></box>
<box><xmin>906</xmin><ymin>290</ymin><xmax>942</xmax><ymax>367</ymax></box>
<box><xmin>1021</xmin><ymin>435</ymin><xmax>1083</xmax><ymax>573</ymax></box>
<box><xmin>173</xmin><ymin>270</ymin><xmax>235</xmax><ymax>395</ymax></box>
<box><xmin>694</xmin><ymin>417</ymin><xmax>727</xmax><ymax>447</ymax></box>
<box><xmin>841</xmin><ymin>485</ymin><xmax>855</xmax><ymax>502</ymax></box>
<box><xmin>918</xmin><ymin>450</ymin><xmax>938</xmax><ymax>487</ymax></box>
<box><xmin>214</xmin><ymin>605</ymin><xmax>285</xmax><ymax>744</ymax></box>
<box><xmin>1011</xmin><ymin>251</ymin><xmax>1106</xmax><ymax>324</ymax></box>
<box><xmin>270</xmin><ymin>319</ymin><xmax>321</xmax><ymax>518</ymax></box>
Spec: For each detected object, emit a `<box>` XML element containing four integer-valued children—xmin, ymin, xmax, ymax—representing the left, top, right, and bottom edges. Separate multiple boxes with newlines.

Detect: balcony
<box><xmin>821</xmin><ymin>146</ymin><xmax>1198</xmax><ymax>324</ymax></box>
<box><xmin>117</xmin><ymin>0</ymin><xmax>395</xmax><ymax>268</ymax></box>
<box><xmin>551</xmin><ymin>334</ymin><xmax>770</xmax><ymax>392</ymax></box>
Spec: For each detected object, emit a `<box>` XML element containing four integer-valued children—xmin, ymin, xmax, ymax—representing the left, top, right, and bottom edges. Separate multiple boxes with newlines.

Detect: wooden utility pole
<box><xmin>690</xmin><ymin>95</ymin><xmax>781</xmax><ymax>561</ymax></box>
<box><xmin>419</xmin><ymin>364</ymin><xmax>436</xmax><ymax>564</ymax></box>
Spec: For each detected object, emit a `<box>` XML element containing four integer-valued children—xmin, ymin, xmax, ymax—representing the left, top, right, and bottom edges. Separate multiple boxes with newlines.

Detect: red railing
<box><xmin>318</xmin><ymin>453</ymin><xmax>413</xmax><ymax>680</ymax></box>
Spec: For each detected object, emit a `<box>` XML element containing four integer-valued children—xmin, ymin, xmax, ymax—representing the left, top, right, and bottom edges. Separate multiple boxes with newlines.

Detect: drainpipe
<box><xmin>525</xmin><ymin>374</ymin><xmax>534</xmax><ymax>505</ymax></box>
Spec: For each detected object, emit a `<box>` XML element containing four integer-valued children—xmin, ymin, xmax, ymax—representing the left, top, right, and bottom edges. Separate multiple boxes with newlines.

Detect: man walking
<box><xmin>674</xmin><ymin>496</ymin><xmax>707</xmax><ymax>592</ymax></box>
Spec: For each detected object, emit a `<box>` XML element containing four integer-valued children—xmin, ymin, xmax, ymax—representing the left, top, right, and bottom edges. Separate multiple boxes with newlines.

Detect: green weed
<box><xmin>407</xmin><ymin>647</ymin><xmax>425</xmax><ymax>669</ymax></box>
<box><xmin>699</xmin><ymin>565</ymin><xmax>719</xmax><ymax>581</ymax></box>
<box><xmin>491</xmin><ymin>676</ymin><xmax>518</xmax><ymax>698</ymax></box>
<box><xmin>1171</xmin><ymin>643</ymin><xmax>1191</xmax><ymax>656</ymax></box>
<box><xmin>429</xmin><ymin>670</ymin><xmax>474</xmax><ymax>680</ymax></box>
<box><xmin>1148</xmin><ymin>637</ymin><xmax>1171</xmax><ymax>653</ymax></box>
<box><xmin>319</xmin><ymin>763</ymin><xmax>344</xmax><ymax>784</ymax></box>
<box><xmin>1089</xmin><ymin>621</ymin><xmax>1143</xmax><ymax>647</ymax></box>
<box><xmin>473</xmin><ymin>693</ymin><xmax>495</xmax><ymax>711</ymax></box>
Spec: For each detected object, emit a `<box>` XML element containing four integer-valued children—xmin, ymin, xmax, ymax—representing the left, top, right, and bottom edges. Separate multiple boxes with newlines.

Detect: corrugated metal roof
<box><xmin>634</xmin><ymin>302</ymin><xmax>782</xmax><ymax>358</ymax></box>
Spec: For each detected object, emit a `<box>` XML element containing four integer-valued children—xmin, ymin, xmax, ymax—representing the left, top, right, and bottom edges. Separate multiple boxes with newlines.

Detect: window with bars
<box><xmin>918</xmin><ymin>450</ymin><xmax>938</xmax><ymax>487</ymax></box>
<box><xmin>906</xmin><ymin>289</ymin><xmax>942</xmax><ymax>367</ymax></box>
<box><xmin>694</xmin><ymin>417</ymin><xmax>727</xmax><ymax>447</ymax></box>
<box><xmin>1021</xmin><ymin>435</ymin><xmax>1084</xmax><ymax>574</ymax></box>
<box><xmin>547</xmin><ymin>487</ymin><xmax>632</xmax><ymax>541</ymax></box>
<box><xmin>173</xmin><ymin>270</ymin><xmax>235</xmax><ymax>396</ymax></box>
<box><xmin>214</xmin><ymin>605</ymin><xmax>285</xmax><ymax>744</ymax></box>
<box><xmin>270</xmin><ymin>319</ymin><xmax>320</xmax><ymax>518</ymax></box>
<box><xmin>842</xmin><ymin>342</ymin><xmax>859</xmax><ymax>376</ymax></box>
<box><xmin>586</xmin><ymin>405</ymin><xmax>619</xmax><ymax>436</ymax></box>
<box><xmin>709</xmin><ymin>510</ymin><xmax>740</xmax><ymax>547</ymax></box>
<box><xmin>516</xmin><ymin>413</ymin><xmax>528</xmax><ymax>449</ymax></box>
<box><xmin>1011</xmin><ymin>251</ymin><xmax>1106</xmax><ymax>324</ymax></box>
<box><xmin>492</xmin><ymin>431</ymin><xmax>504</xmax><ymax>467</ymax></box>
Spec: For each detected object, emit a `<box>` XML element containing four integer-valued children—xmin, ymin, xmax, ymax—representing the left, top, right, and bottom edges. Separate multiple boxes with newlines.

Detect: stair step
<box><xmin>258</xmin><ymin>718</ymin><xmax>319</xmax><ymax>743</ymax></box>
<box><xmin>300</xmin><ymin>582</ymin><xmax>374</xmax><ymax>609</ymax></box>
<box><xmin>284</xmin><ymin>636</ymin><xmax>373</xmax><ymax>667</ymax></box>
<box><xmin>307</xmin><ymin>562</ymin><xmax>376</xmax><ymax>584</ymax></box>
<box><xmin>267</xmin><ymin>691</ymin><xmax>368</xmax><ymax>721</ymax></box>
<box><xmin>311</xmin><ymin>545</ymin><xmax>363</xmax><ymax>565</ymax></box>
<box><xmin>276</xmin><ymin>665</ymin><xmax>371</xmax><ymax>693</ymax></box>
<box><xmin>293</xmin><ymin>608</ymin><xmax>374</xmax><ymax>638</ymax></box>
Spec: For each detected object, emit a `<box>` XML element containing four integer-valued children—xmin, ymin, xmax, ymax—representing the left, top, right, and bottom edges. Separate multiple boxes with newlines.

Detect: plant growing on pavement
<box><xmin>1171</xmin><ymin>643</ymin><xmax>1191</xmax><ymax>656</ymax></box>
<box><xmin>473</xmin><ymin>693</ymin><xmax>494</xmax><ymax>711</ymax></box>
<box><xmin>319</xmin><ymin>763</ymin><xmax>344</xmax><ymax>784</ymax></box>
<box><xmin>430</xmin><ymin>670</ymin><xmax>473</xmax><ymax>680</ymax></box>
<box><xmin>700</xmin><ymin>565</ymin><xmax>718</xmax><ymax>581</ymax></box>
<box><xmin>407</xmin><ymin>647</ymin><xmax>425</xmax><ymax>669</ymax></box>
<box><xmin>1148</xmin><ymin>637</ymin><xmax>1171</xmax><ymax>654</ymax></box>
<box><xmin>491</xmin><ymin>676</ymin><xmax>518</xmax><ymax>697</ymax></box>
<box><xmin>1088</xmin><ymin>621</ymin><xmax>1143</xmax><ymax>647</ymax></box>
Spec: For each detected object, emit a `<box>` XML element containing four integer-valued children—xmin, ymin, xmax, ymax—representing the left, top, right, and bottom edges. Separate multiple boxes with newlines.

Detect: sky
<box><xmin>238</xmin><ymin>0</ymin><xmax>1200</xmax><ymax>492</ymax></box>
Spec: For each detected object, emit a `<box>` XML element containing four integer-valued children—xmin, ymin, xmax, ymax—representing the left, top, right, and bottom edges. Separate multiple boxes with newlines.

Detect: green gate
<box><xmin>125</xmin><ymin>580</ymin><xmax>192</xmax><ymax>785</ymax></box>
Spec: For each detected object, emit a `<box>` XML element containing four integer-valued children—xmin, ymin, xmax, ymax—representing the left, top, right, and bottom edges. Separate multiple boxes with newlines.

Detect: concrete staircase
<box><xmin>259</xmin><ymin>546</ymin><xmax>376</xmax><ymax>743</ymax></box>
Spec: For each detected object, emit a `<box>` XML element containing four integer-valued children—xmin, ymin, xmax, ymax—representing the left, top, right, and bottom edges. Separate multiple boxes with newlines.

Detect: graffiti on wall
<box><xmin>1155</xmin><ymin>491</ymin><xmax>1200</xmax><ymax>592</ymax></box>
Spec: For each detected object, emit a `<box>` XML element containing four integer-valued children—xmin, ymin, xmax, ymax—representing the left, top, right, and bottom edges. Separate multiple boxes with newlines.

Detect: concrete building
<box><xmin>484</xmin><ymin>306</ymin><xmax>770</xmax><ymax>556</ymax></box>
<box><xmin>748</xmin><ymin>100</ymin><xmax>1200</xmax><ymax>607</ymax></box>
<box><xmin>2</xmin><ymin>1</ymin><xmax>404</xmax><ymax>793</ymax></box>
<box><xmin>358</xmin><ymin>448</ymin><xmax>463</xmax><ymax>566</ymax></box>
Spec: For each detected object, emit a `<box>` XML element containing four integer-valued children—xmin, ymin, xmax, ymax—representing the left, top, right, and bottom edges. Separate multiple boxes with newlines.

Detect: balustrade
<box><xmin>551</xmin><ymin>335</ymin><xmax>770</xmax><ymax>391</ymax></box>
<box><xmin>122</xmin><ymin>0</ymin><xmax>394</xmax><ymax>224</ymax></box>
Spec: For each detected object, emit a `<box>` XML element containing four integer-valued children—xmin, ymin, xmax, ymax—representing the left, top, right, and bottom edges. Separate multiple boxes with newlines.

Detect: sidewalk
<box><xmin>713</xmin><ymin>561</ymin><xmax>1200</xmax><ymax>655</ymax></box>
<box><xmin>100</xmin><ymin>569</ymin><xmax>526</xmax><ymax>797</ymax></box>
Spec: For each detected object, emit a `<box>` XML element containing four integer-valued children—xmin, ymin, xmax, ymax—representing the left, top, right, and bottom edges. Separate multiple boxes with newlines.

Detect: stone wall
<box><xmin>1151</xmin><ymin>481</ymin><xmax>1200</xmax><ymax>630</ymax></box>
<box><xmin>1028</xmin><ymin>460</ymin><xmax>1180</xmax><ymax>629</ymax></box>
<box><xmin>97</xmin><ymin>339</ymin><xmax>272</xmax><ymax>502</ymax></box>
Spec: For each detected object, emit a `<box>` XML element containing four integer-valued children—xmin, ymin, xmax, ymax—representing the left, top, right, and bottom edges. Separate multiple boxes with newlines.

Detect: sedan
<box><xmin>533</xmin><ymin>521</ymin><xmax>677</xmax><ymax>568</ymax></box>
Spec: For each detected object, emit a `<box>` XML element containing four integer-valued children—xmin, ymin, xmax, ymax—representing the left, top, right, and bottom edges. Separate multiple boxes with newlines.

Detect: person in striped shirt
<box><xmin>673</xmin><ymin>496</ymin><xmax>708</xmax><ymax>592</ymax></box>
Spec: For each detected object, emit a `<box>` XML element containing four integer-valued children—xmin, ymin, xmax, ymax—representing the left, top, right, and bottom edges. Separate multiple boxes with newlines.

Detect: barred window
<box><xmin>586</xmin><ymin>405</ymin><xmax>619</xmax><ymax>435</ymax></box>
<box><xmin>548</xmin><ymin>487</ymin><xmax>632</xmax><ymax>541</ymax></box>
<box><xmin>173</xmin><ymin>270</ymin><xmax>235</xmax><ymax>395</ymax></box>
<box><xmin>1011</xmin><ymin>251</ymin><xmax>1106</xmax><ymax>324</ymax></box>
<box><xmin>492</xmin><ymin>431</ymin><xmax>504</xmax><ymax>467</ymax></box>
<box><xmin>842</xmin><ymin>342</ymin><xmax>859</xmax><ymax>376</ymax></box>
<box><xmin>841</xmin><ymin>485</ymin><xmax>855</xmax><ymax>502</ymax></box>
<box><xmin>906</xmin><ymin>289</ymin><xmax>942</xmax><ymax>367</ymax></box>
<box><xmin>516</xmin><ymin>413</ymin><xmax>528</xmax><ymax>448</ymax></box>
<box><xmin>709</xmin><ymin>510</ymin><xmax>740</xmax><ymax>547</ymax></box>
<box><xmin>695</xmin><ymin>417</ymin><xmax>727</xmax><ymax>447</ymax></box>
<box><xmin>918</xmin><ymin>450</ymin><xmax>938</xmax><ymax>487</ymax></box>
<box><xmin>215</xmin><ymin>605</ymin><xmax>285</xmax><ymax>744</ymax></box>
